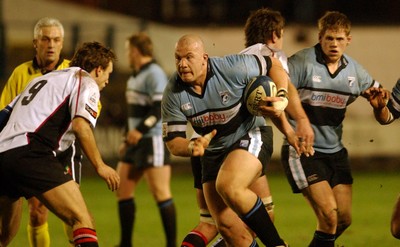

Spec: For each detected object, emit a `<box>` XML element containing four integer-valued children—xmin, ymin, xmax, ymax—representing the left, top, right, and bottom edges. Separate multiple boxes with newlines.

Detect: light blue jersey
<box><xmin>162</xmin><ymin>54</ymin><xmax>271</xmax><ymax>152</ymax></box>
<box><xmin>288</xmin><ymin>44</ymin><xmax>380</xmax><ymax>153</ymax></box>
<box><xmin>126</xmin><ymin>61</ymin><xmax>167</xmax><ymax>137</ymax></box>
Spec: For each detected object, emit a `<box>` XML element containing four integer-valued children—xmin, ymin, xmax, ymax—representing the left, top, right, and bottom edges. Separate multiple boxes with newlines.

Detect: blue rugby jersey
<box><xmin>288</xmin><ymin>44</ymin><xmax>380</xmax><ymax>153</ymax></box>
<box><xmin>126</xmin><ymin>61</ymin><xmax>167</xmax><ymax>137</ymax></box>
<box><xmin>162</xmin><ymin>54</ymin><xmax>271</xmax><ymax>152</ymax></box>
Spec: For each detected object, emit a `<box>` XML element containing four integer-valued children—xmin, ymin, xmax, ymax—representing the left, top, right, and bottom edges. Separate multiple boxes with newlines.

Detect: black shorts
<box><xmin>281</xmin><ymin>145</ymin><xmax>353</xmax><ymax>193</ymax></box>
<box><xmin>121</xmin><ymin>136</ymin><xmax>171</xmax><ymax>169</ymax></box>
<box><xmin>0</xmin><ymin>144</ymin><xmax>73</xmax><ymax>199</ymax></box>
<box><xmin>57</xmin><ymin>140</ymin><xmax>83</xmax><ymax>184</ymax></box>
<box><xmin>201</xmin><ymin>126</ymin><xmax>273</xmax><ymax>183</ymax></box>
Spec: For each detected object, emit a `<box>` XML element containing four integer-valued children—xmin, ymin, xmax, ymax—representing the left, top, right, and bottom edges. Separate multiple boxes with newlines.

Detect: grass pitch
<box><xmin>7</xmin><ymin>169</ymin><xmax>399</xmax><ymax>246</ymax></box>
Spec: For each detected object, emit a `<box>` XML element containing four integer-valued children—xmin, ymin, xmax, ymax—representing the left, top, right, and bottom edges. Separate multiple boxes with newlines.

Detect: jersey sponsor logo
<box><xmin>189</xmin><ymin>104</ymin><xmax>240</xmax><ymax>127</ymax></box>
<box><xmin>303</xmin><ymin>90</ymin><xmax>348</xmax><ymax>109</ymax></box>
<box><xmin>85</xmin><ymin>104</ymin><xmax>98</xmax><ymax>119</ymax></box>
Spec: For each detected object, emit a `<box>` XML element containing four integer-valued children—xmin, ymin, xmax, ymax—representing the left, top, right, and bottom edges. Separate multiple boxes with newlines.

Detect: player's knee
<box><xmin>66</xmin><ymin>212</ymin><xmax>95</xmax><ymax>229</ymax></box>
<box><xmin>215</xmin><ymin>180</ymin><xmax>241</xmax><ymax>204</ymax></box>
<box><xmin>28</xmin><ymin>207</ymin><xmax>49</xmax><ymax>226</ymax></box>
<box><xmin>320</xmin><ymin>207</ymin><xmax>339</xmax><ymax>230</ymax></box>
<box><xmin>336</xmin><ymin>210</ymin><xmax>352</xmax><ymax>235</ymax></box>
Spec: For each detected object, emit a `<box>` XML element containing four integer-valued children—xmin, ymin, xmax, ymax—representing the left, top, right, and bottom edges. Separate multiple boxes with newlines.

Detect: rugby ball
<box><xmin>243</xmin><ymin>75</ymin><xmax>277</xmax><ymax>116</ymax></box>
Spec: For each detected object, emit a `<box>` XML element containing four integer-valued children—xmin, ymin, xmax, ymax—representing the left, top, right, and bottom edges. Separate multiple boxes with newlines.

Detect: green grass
<box><xmin>8</xmin><ymin>171</ymin><xmax>399</xmax><ymax>247</ymax></box>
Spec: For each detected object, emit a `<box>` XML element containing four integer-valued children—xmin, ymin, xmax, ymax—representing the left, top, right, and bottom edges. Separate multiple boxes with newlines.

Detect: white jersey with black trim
<box><xmin>288</xmin><ymin>44</ymin><xmax>380</xmax><ymax>153</ymax></box>
<box><xmin>162</xmin><ymin>54</ymin><xmax>270</xmax><ymax>152</ymax></box>
<box><xmin>240</xmin><ymin>43</ymin><xmax>289</xmax><ymax>74</ymax></box>
<box><xmin>0</xmin><ymin>67</ymin><xmax>99</xmax><ymax>153</ymax></box>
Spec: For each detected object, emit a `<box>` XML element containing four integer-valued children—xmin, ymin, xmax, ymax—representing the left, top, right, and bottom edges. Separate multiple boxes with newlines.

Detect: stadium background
<box><xmin>0</xmin><ymin>0</ymin><xmax>399</xmax><ymax>174</ymax></box>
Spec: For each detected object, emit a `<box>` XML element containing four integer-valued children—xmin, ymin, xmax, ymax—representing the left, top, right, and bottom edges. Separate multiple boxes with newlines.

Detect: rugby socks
<box><xmin>158</xmin><ymin>198</ymin><xmax>177</xmax><ymax>247</ymax></box>
<box><xmin>308</xmin><ymin>230</ymin><xmax>335</xmax><ymax>247</ymax></box>
<box><xmin>27</xmin><ymin>222</ymin><xmax>50</xmax><ymax>247</ymax></box>
<box><xmin>181</xmin><ymin>230</ymin><xmax>208</xmax><ymax>247</ymax></box>
<box><xmin>117</xmin><ymin>198</ymin><xmax>136</xmax><ymax>247</ymax></box>
<box><xmin>73</xmin><ymin>228</ymin><xmax>98</xmax><ymax>246</ymax></box>
<box><xmin>241</xmin><ymin>197</ymin><xmax>285</xmax><ymax>247</ymax></box>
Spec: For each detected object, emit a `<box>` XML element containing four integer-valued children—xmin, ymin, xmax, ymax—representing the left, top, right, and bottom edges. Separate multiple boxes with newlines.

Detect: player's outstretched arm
<box><xmin>285</xmin><ymin>82</ymin><xmax>314</xmax><ymax>156</ymax></box>
<box><xmin>72</xmin><ymin>117</ymin><xmax>120</xmax><ymax>191</ymax></box>
<box><xmin>270</xmin><ymin>113</ymin><xmax>300</xmax><ymax>155</ymax></box>
<box><xmin>366</xmin><ymin>87</ymin><xmax>393</xmax><ymax>125</ymax></box>
<box><xmin>166</xmin><ymin>130</ymin><xmax>217</xmax><ymax>157</ymax></box>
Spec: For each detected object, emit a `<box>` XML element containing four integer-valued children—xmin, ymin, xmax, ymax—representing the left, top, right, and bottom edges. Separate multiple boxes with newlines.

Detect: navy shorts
<box><xmin>201</xmin><ymin>126</ymin><xmax>273</xmax><ymax>183</ymax></box>
<box><xmin>0</xmin><ymin>144</ymin><xmax>73</xmax><ymax>199</ymax></box>
<box><xmin>281</xmin><ymin>145</ymin><xmax>353</xmax><ymax>193</ymax></box>
<box><xmin>121</xmin><ymin>135</ymin><xmax>171</xmax><ymax>169</ymax></box>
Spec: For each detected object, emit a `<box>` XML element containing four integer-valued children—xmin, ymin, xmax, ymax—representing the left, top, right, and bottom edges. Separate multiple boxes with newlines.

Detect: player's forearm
<box><xmin>271</xmin><ymin>113</ymin><xmax>295</xmax><ymax>138</ymax></box>
<box><xmin>166</xmin><ymin>137</ymin><xmax>192</xmax><ymax>157</ymax></box>
<box><xmin>72</xmin><ymin>117</ymin><xmax>106</xmax><ymax>170</ymax></box>
<box><xmin>285</xmin><ymin>83</ymin><xmax>308</xmax><ymax>122</ymax></box>
<box><xmin>374</xmin><ymin>106</ymin><xmax>394</xmax><ymax>125</ymax></box>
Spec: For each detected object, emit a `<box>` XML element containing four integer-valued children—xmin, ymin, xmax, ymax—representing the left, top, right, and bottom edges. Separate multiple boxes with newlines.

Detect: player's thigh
<box><xmin>218</xmin><ymin>149</ymin><xmax>262</xmax><ymax>192</ymax></box>
<box><xmin>302</xmin><ymin>180</ymin><xmax>337</xmax><ymax>216</ymax></box>
<box><xmin>116</xmin><ymin>161</ymin><xmax>143</xmax><ymax>199</ymax></box>
<box><xmin>333</xmin><ymin>183</ymin><xmax>352</xmax><ymax>221</ymax></box>
<box><xmin>144</xmin><ymin>165</ymin><xmax>172</xmax><ymax>201</ymax></box>
<box><xmin>37</xmin><ymin>180</ymin><xmax>92</xmax><ymax>228</ymax></box>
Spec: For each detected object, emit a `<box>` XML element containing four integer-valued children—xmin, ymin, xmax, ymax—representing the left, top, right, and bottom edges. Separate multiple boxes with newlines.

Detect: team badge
<box><xmin>219</xmin><ymin>91</ymin><xmax>230</xmax><ymax>104</ymax></box>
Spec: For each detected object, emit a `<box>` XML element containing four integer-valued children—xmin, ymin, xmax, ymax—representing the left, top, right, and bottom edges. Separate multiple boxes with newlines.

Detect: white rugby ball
<box><xmin>243</xmin><ymin>75</ymin><xmax>277</xmax><ymax>116</ymax></box>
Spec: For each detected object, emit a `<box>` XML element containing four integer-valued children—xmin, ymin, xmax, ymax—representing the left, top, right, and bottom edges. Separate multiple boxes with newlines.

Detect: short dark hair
<box><xmin>318</xmin><ymin>11</ymin><xmax>351</xmax><ymax>37</ymax></box>
<box><xmin>244</xmin><ymin>8</ymin><xmax>285</xmax><ymax>48</ymax></box>
<box><xmin>127</xmin><ymin>32</ymin><xmax>153</xmax><ymax>57</ymax></box>
<box><xmin>70</xmin><ymin>42</ymin><xmax>117</xmax><ymax>72</ymax></box>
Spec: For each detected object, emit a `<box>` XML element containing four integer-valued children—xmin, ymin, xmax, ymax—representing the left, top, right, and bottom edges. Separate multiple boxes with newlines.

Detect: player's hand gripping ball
<box><xmin>243</xmin><ymin>75</ymin><xmax>277</xmax><ymax>116</ymax></box>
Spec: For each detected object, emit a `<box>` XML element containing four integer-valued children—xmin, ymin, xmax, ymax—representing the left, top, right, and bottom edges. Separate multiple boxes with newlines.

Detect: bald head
<box><xmin>175</xmin><ymin>34</ymin><xmax>205</xmax><ymax>54</ymax></box>
<box><xmin>174</xmin><ymin>34</ymin><xmax>208</xmax><ymax>86</ymax></box>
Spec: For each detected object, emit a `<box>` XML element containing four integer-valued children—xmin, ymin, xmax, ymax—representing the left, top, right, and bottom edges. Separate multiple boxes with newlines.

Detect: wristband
<box><xmin>276</xmin><ymin>88</ymin><xmax>289</xmax><ymax>100</ymax></box>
